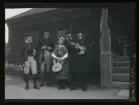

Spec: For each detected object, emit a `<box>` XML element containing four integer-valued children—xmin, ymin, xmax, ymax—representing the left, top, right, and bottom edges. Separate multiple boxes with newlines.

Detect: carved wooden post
<box><xmin>100</xmin><ymin>9</ymin><xmax>112</xmax><ymax>88</ymax></box>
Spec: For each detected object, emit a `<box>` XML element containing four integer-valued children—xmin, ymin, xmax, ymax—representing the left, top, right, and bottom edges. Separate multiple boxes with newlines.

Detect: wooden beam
<box><xmin>100</xmin><ymin>9</ymin><xmax>109</xmax><ymax>36</ymax></box>
<box><xmin>100</xmin><ymin>9</ymin><xmax>112</xmax><ymax>88</ymax></box>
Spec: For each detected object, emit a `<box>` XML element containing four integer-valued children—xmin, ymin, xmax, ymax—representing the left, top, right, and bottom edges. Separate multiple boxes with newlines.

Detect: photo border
<box><xmin>4</xmin><ymin>2</ymin><xmax>136</xmax><ymax>102</ymax></box>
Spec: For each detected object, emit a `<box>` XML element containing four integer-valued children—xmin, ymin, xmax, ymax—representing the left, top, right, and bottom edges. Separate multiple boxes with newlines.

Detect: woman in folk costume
<box><xmin>51</xmin><ymin>36</ymin><xmax>70</xmax><ymax>90</ymax></box>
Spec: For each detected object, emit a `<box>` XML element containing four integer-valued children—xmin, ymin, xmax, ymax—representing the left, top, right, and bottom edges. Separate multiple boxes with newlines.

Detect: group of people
<box><xmin>23</xmin><ymin>30</ymin><xmax>98</xmax><ymax>92</ymax></box>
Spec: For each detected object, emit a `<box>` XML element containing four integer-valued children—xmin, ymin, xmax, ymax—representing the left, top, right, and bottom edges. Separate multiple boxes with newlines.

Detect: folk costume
<box><xmin>23</xmin><ymin>36</ymin><xmax>40</xmax><ymax>90</ymax></box>
<box><xmin>52</xmin><ymin>37</ymin><xmax>70</xmax><ymax>90</ymax></box>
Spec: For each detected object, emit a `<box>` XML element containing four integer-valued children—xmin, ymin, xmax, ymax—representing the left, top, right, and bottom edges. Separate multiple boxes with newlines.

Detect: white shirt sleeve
<box><xmin>51</xmin><ymin>52</ymin><xmax>58</xmax><ymax>59</ymax></box>
<box><xmin>61</xmin><ymin>52</ymin><xmax>68</xmax><ymax>60</ymax></box>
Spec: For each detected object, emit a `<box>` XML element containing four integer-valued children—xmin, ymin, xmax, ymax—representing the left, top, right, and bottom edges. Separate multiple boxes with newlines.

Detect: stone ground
<box><xmin>5</xmin><ymin>75</ymin><xmax>129</xmax><ymax>99</ymax></box>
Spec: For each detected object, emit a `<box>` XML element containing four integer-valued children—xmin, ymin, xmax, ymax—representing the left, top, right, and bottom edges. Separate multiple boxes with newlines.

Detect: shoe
<box><xmin>46</xmin><ymin>83</ymin><xmax>52</xmax><ymax>87</ymax></box>
<box><xmin>34</xmin><ymin>83</ymin><xmax>40</xmax><ymax>90</ymax></box>
<box><xmin>69</xmin><ymin>85</ymin><xmax>76</xmax><ymax>91</ymax></box>
<box><xmin>58</xmin><ymin>85</ymin><xmax>66</xmax><ymax>90</ymax></box>
<box><xmin>33</xmin><ymin>74</ymin><xmax>40</xmax><ymax>90</ymax></box>
<box><xmin>39</xmin><ymin>72</ymin><xmax>45</xmax><ymax>87</ymax></box>
<box><xmin>58</xmin><ymin>86</ymin><xmax>62</xmax><ymax>90</ymax></box>
<box><xmin>62</xmin><ymin>86</ymin><xmax>66</xmax><ymax>90</ymax></box>
<box><xmin>25</xmin><ymin>84</ymin><xmax>29</xmax><ymax>90</ymax></box>
<box><xmin>39</xmin><ymin>83</ymin><xmax>44</xmax><ymax>87</ymax></box>
<box><xmin>24</xmin><ymin>74</ymin><xmax>29</xmax><ymax>90</ymax></box>
<box><xmin>81</xmin><ymin>87</ymin><xmax>87</xmax><ymax>92</ymax></box>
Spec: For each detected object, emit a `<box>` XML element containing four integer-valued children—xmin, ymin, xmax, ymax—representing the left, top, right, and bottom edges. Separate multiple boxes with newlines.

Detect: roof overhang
<box><xmin>5</xmin><ymin>8</ymin><xmax>83</xmax><ymax>27</ymax></box>
<box><xmin>5</xmin><ymin>8</ymin><xmax>59</xmax><ymax>24</ymax></box>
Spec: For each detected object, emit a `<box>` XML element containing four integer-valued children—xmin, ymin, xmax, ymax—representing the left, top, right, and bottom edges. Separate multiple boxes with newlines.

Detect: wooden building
<box><xmin>6</xmin><ymin>8</ymin><xmax>101</xmax><ymax>63</ymax></box>
<box><xmin>5</xmin><ymin>5</ymin><xmax>135</xmax><ymax>88</ymax></box>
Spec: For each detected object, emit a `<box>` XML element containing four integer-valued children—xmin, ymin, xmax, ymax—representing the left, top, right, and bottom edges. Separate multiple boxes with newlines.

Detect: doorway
<box><xmin>111</xmin><ymin>36</ymin><xmax>129</xmax><ymax>56</ymax></box>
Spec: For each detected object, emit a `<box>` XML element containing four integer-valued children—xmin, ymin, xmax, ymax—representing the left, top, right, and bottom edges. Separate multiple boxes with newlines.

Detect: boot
<box><xmin>61</xmin><ymin>80</ymin><xmax>66</xmax><ymax>90</ymax></box>
<box><xmin>69</xmin><ymin>80</ymin><xmax>76</xmax><ymax>91</ymax></box>
<box><xmin>25</xmin><ymin>83</ymin><xmax>29</xmax><ymax>90</ymax></box>
<box><xmin>81</xmin><ymin>86</ymin><xmax>87</xmax><ymax>92</ymax></box>
<box><xmin>58</xmin><ymin>80</ymin><xmax>65</xmax><ymax>90</ymax></box>
<box><xmin>46</xmin><ymin>82</ymin><xmax>52</xmax><ymax>87</ymax></box>
<box><xmin>24</xmin><ymin>74</ymin><xmax>29</xmax><ymax>90</ymax></box>
<box><xmin>39</xmin><ymin>72</ymin><xmax>45</xmax><ymax>87</ymax></box>
<box><xmin>81</xmin><ymin>84</ymin><xmax>87</xmax><ymax>92</ymax></box>
<box><xmin>58</xmin><ymin>84</ymin><xmax>65</xmax><ymax>90</ymax></box>
<box><xmin>33</xmin><ymin>74</ymin><xmax>40</xmax><ymax>90</ymax></box>
<box><xmin>40</xmin><ymin>83</ymin><xmax>44</xmax><ymax>87</ymax></box>
<box><xmin>69</xmin><ymin>84</ymin><xmax>76</xmax><ymax>91</ymax></box>
<box><xmin>46</xmin><ymin>73</ymin><xmax>52</xmax><ymax>87</ymax></box>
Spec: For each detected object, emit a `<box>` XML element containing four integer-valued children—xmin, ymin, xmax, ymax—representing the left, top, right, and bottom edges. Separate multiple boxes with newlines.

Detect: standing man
<box><xmin>64</xmin><ymin>31</ymin><xmax>77</xmax><ymax>90</ymax></box>
<box><xmin>89</xmin><ymin>40</ymin><xmax>101</xmax><ymax>87</ymax></box>
<box><xmin>39</xmin><ymin>32</ymin><xmax>54</xmax><ymax>87</ymax></box>
<box><xmin>73</xmin><ymin>31</ymin><xmax>89</xmax><ymax>91</ymax></box>
<box><xmin>23</xmin><ymin>36</ymin><xmax>40</xmax><ymax>90</ymax></box>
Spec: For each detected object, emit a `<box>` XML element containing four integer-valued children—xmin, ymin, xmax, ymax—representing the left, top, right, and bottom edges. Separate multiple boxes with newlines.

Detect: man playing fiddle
<box><xmin>73</xmin><ymin>31</ymin><xmax>89</xmax><ymax>91</ymax></box>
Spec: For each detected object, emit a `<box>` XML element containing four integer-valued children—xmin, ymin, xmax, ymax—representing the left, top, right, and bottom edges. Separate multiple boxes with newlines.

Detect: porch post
<box><xmin>7</xmin><ymin>25</ymin><xmax>13</xmax><ymax>62</ymax></box>
<box><xmin>100</xmin><ymin>9</ymin><xmax>112</xmax><ymax>88</ymax></box>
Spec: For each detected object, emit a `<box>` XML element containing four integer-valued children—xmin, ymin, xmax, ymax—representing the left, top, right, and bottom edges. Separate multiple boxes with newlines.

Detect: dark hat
<box><xmin>66</xmin><ymin>30</ymin><xmax>72</xmax><ymax>35</ymax></box>
<box><xmin>24</xmin><ymin>36</ymin><xmax>32</xmax><ymax>41</ymax></box>
<box><xmin>44</xmin><ymin>32</ymin><xmax>51</xmax><ymax>35</ymax></box>
<box><xmin>24</xmin><ymin>35</ymin><xmax>32</xmax><ymax>38</ymax></box>
<box><xmin>76</xmin><ymin>28</ymin><xmax>84</xmax><ymax>33</ymax></box>
<box><xmin>76</xmin><ymin>31</ymin><xmax>84</xmax><ymax>34</ymax></box>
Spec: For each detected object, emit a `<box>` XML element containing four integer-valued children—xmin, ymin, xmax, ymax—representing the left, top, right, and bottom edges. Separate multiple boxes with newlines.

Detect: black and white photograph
<box><xmin>5</xmin><ymin>3</ymin><xmax>136</xmax><ymax>100</ymax></box>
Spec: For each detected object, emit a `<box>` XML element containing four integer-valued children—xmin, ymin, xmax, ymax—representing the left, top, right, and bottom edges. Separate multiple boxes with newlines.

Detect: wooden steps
<box><xmin>112</xmin><ymin>56</ymin><xmax>129</xmax><ymax>61</ymax></box>
<box><xmin>112</xmin><ymin>67</ymin><xmax>130</xmax><ymax>73</ymax></box>
<box><xmin>113</xmin><ymin>61</ymin><xmax>130</xmax><ymax>67</ymax></box>
<box><xmin>112</xmin><ymin>56</ymin><xmax>130</xmax><ymax>89</ymax></box>
<box><xmin>112</xmin><ymin>73</ymin><xmax>130</xmax><ymax>82</ymax></box>
<box><xmin>112</xmin><ymin>81</ymin><xmax>129</xmax><ymax>89</ymax></box>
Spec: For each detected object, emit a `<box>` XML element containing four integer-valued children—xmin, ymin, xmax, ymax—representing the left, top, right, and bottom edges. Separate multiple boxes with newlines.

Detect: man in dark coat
<box><xmin>89</xmin><ymin>40</ymin><xmax>101</xmax><ymax>87</ymax></box>
<box><xmin>73</xmin><ymin>31</ymin><xmax>91</xmax><ymax>91</ymax></box>
<box><xmin>64</xmin><ymin>31</ymin><xmax>77</xmax><ymax>90</ymax></box>
<box><xmin>39</xmin><ymin>32</ymin><xmax>54</xmax><ymax>87</ymax></box>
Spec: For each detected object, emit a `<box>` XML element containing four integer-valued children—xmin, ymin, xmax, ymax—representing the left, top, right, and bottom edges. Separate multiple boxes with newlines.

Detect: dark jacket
<box><xmin>73</xmin><ymin>36</ymin><xmax>92</xmax><ymax>73</ymax></box>
<box><xmin>37</xmin><ymin>38</ymin><xmax>54</xmax><ymax>52</ymax></box>
<box><xmin>64</xmin><ymin>37</ymin><xmax>77</xmax><ymax>56</ymax></box>
<box><xmin>23</xmin><ymin>42</ymin><xmax>37</xmax><ymax>61</ymax></box>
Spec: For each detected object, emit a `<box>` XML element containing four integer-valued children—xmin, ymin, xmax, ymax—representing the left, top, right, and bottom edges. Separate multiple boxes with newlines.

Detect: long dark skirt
<box><xmin>55</xmin><ymin>61</ymin><xmax>70</xmax><ymax>80</ymax></box>
<box><xmin>53</xmin><ymin>60</ymin><xmax>70</xmax><ymax>89</ymax></box>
